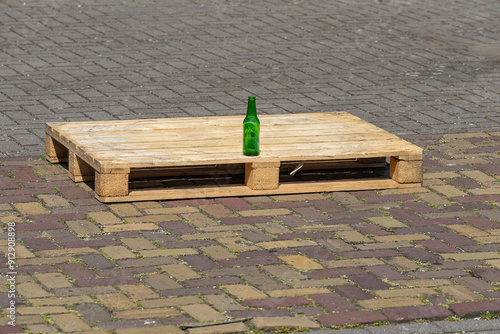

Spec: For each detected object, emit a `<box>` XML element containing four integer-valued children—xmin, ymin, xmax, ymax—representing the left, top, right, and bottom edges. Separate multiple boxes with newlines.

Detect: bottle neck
<box><xmin>246</xmin><ymin>97</ymin><xmax>257</xmax><ymax>117</ymax></box>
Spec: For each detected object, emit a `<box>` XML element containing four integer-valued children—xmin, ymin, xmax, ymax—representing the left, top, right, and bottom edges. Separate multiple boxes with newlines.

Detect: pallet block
<box><xmin>389</xmin><ymin>156</ymin><xmax>423</xmax><ymax>184</ymax></box>
<box><xmin>45</xmin><ymin>112</ymin><xmax>423</xmax><ymax>202</ymax></box>
<box><xmin>245</xmin><ymin>161</ymin><xmax>280</xmax><ymax>190</ymax></box>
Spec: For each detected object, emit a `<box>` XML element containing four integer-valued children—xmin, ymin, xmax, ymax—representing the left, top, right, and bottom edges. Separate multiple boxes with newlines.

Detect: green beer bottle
<box><xmin>243</xmin><ymin>96</ymin><xmax>260</xmax><ymax>156</ymax></box>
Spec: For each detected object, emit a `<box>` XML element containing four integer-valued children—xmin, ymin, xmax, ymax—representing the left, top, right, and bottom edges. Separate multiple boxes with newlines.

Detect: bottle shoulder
<box><xmin>243</xmin><ymin>116</ymin><xmax>260</xmax><ymax>123</ymax></box>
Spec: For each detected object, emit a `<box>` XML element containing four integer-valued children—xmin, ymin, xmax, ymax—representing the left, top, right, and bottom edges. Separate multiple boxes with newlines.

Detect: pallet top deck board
<box><xmin>46</xmin><ymin>112</ymin><xmax>422</xmax><ymax>172</ymax></box>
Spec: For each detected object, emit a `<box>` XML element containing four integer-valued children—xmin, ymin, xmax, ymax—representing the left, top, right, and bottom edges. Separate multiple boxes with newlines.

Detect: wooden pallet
<box><xmin>45</xmin><ymin>112</ymin><xmax>423</xmax><ymax>203</ymax></box>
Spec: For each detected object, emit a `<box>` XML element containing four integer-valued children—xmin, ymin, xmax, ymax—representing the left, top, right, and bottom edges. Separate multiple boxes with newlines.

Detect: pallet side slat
<box><xmin>96</xmin><ymin>179</ymin><xmax>419</xmax><ymax>203</ymax></box>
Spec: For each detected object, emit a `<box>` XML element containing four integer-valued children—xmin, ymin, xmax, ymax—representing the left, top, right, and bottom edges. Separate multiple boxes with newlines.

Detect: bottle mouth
<box><xmin>248</xmin><ymin>96</ymin><xmax>255</xmax><ymax>100</ymax></box>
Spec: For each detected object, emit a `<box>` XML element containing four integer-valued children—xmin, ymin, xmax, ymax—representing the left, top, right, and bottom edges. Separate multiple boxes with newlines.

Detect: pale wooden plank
<box><xmin>91</xmin><ymin>154</ymin><xmax>418</xmax><ymax>170</ymax></box>
<box><xmin>90</xmin><ymin>149</ymin><xmax>421</xmax><ymax>166</ymax></box>
<box><xmin>51</xmin><ymin>122</ymin><xmax>388</xmax><ymax>145</ymax></box>
<box><xmin>85</xmin><ymin>144</ymin><xmax>396</xmax><ymax>160</ymax></box>
<box><xmin>96</xmin><ymin>179</ymin><xmax>419</xmax><ymax>203</ymax></box>
<box><xmin>85</xmin><ymin>122</ymin><xmax>373</xmax><ymax>136</ymax></box>
<box><xmin>53</xmin><ymin>125</ymin><xmax>390</xmax><ymax>141</ymax></box>
<box><xmin>72</xmin><ymin>131</ymin><xmax>417</xmax><ymax>153</ymax></box>
<box><xmin>46</xmin><ymin>112</ymin><xmax>371</xmax><ymax>136</ymax></box>
<box><xmin>64</xmin><ymin>135</ymin><xmax>415</xmax><ymax>154</ymax></box>
<box><xmin>87</xmin><ymin>141</ymin><xmax>421</xmax><ymax>163</ymax></box>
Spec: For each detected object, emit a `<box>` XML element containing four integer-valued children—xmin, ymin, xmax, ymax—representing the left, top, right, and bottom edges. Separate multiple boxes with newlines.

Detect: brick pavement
<box><xmin>1</xmin><ymin>0</ymin><xmax>500</xmax><ymax>333</ymax></box>
<box><xmin>0</xmin><ymin>133</ymin><xmax>499</xmax><ymax>333</ymax></box>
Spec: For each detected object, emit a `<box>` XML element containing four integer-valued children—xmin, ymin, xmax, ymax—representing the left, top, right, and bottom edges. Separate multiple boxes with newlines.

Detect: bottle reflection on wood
<box><xmin>243</xmin><ymin>96</ymin><xmax>260</xmax><ymax>156</ymax></box>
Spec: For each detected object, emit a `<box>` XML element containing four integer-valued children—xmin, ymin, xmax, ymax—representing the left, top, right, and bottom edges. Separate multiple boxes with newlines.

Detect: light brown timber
<box><xmin>45</xmin><ymin>112</ymin><xmax>423</xmax><ymax>202</ymax></box>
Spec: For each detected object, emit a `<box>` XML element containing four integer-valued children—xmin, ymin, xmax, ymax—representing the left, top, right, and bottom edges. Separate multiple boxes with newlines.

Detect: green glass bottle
<box><xmin>243</xmin><ymin>96</ymin><xmax>260</xmax><ymax>156</ymax></box>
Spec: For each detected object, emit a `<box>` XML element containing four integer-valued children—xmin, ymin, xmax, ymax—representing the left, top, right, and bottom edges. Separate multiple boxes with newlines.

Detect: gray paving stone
<box><xmin>1</xmin><ymin>0</ymin><xmax>500</xmax><ymax>157</ymax></box>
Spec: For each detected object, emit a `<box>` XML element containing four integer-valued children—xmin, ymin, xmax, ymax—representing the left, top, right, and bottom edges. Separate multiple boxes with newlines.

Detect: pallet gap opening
<box><xmin>124</xmin><ymin>158</ymin><xmax>389</xmax><ymax>192</ymax></box>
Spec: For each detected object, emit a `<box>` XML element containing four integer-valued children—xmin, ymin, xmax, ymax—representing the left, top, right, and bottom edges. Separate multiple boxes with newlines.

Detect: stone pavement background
<box><xmin>0</xmin><ymin>0</ymin><xmax>500</xmax><ymax>333</ymax></box>
<box><xmin>1</xmin><ymin>0</ymin><xmax>500</xmax><ymax>157</ymax></box>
